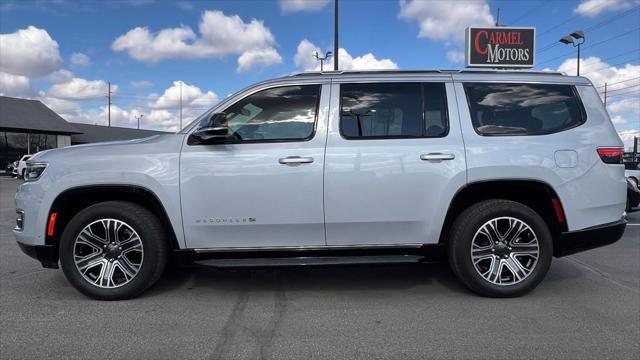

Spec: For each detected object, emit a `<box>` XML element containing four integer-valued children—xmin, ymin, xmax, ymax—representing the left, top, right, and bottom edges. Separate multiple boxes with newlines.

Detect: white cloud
<box><xmin>39</xmin><ymin>96</ymin><xmax>82</xmax><ymax>118</ymax></box>
<box><xmin>279</xmin><ymin>0</ymin><xmax>330</xmax><ymax>13</ymax></box>
<box><xmin>47</xmin><ymin>77</ymin><xmax>116</xmax><ymax>100</ymax></box>
<box><xmin>549</xmin><ymin>57</ymin><xmax>639</xmax><ymax>116</ymax></box>
<box><xmin>0</xmin><ymin>71</ymin><xmax>33</xmax><ymax>97</ymax></box>
<box><xmin>399</xmin><ymin>0</ymin><xmax>494</xmax><ymax>42</ymax></box>
<box><xmin>112</xmin><ymin>10</ymin><xmax>280</xmax><ymax>72</ymax></box>
<box><xmin>554</xmin><ymin>57</ymin><xmax>640</xmax><ymax>90</ymax></box>
<box><xmin>574</xmin><ymin>0</ymin><xmax>635</xmax><ymax>17</ymax></box>
<box><xmin>45</xmin><ymin>69</ymin><xmax>74</xmax><ymax>84</ymax></box>
<box><xmin>611</xmin><ymin>115</ymin><xmax>627</xmax><ymax>124</ymax></box>
<box><xmin>447</xmin><ymin>50</ymin><xmax>465</xmax><ymax>63</ymax></box>
<box><xmin>148</xmin><ymin>81</ymin><xmax>218</xmax><ymax>110</ymax></box>
<box><xmin>237</xmin><ymin>48</ymin><xmax>282</xmax><ymax>72</ymax></box>
<box><xmin>0</xmin><ymin>26</ymin><xmax>63</xmax><ymax>77</ymax></box>
<box><xmin>70</xmin><ymin>52</ymin><xmax>91</xmax><ymax>67</ymax></box>
<box><xmin>609</xmin><ymin>98</ymin><xmax>640</xmax><ymax>116</ymax></box>
<box><xmin>130</xmin><ymin>80</ymin><xmax>153</xmax><ymax>88</ymax></box>
<box><xmin>619</xmin><ymin>130</ymin><xmax>640</xmax><ymax>151</ymax></box>
<box><xmin>342</xmin><ymin>49</ymin><xmax>398</xmax><ymax>70</ymax></box>
<box><xmin>294</xmin><ymin>40</ymin><xmax>398</xmax><ymax>71</ymax></box>
<box><xmin>294</xmin><ymin>39</ymin><xmax>322</xmax><ymax>70</ymax></box>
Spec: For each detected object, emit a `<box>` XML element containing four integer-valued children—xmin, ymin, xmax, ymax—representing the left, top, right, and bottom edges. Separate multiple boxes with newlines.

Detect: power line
<box><xmin>536</xmin><ymin>6</ymin><xmax>640</xmax><ymax>54</ymax></box>
<box><xmin>595</xmin><ymin>76</ymin><xmax>640</xmax><ymax>88</ymax></box>
<box><xmin>506</xmin><ymin>1</ymin><xmax>547</xmax><ymax>25</ymax></box>
<box><xmin>582</xmin><ymin>57</ymin><xmax>640</xmax><ymax>76</ymax></box>
<box><xmin>602</xmin><ymin>83</ymin><xmax>640</xmax><ymax>94</ymax></box>
<box><xmin>605</xmin><ymin>88</ymin><xmax>640</xmax><ymax>98</ymax></box>
<box><xmin>596</xmin><ymin>77</ymin><xmax>640</xmax><ymax>91</ymax></box>
<box><xmin>536</xmin><ymin>29</ymin><xmax>640</xmax><ymax>66</ymax></box>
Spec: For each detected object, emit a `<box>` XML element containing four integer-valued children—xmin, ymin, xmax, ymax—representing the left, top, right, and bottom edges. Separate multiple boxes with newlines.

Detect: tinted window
<box><xmin>223</xmin><ymin>85</ymin><xmax>320</xmax><ymax>141</ymax></box>
<box><xmin>340</xmin><ymin>83</ymin><xmax>448</xmax><ymax>139</ymax></box>
<box><xmin>464</xmin><ymin>83</ymin><xmax>585</xmax><ymax>136</ymax></box>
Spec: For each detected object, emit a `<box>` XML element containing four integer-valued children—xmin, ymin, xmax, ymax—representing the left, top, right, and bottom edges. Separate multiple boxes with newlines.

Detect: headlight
<box><xmin>628</xmin><ymin>177</ymin><xmax>638</xmax><ymax>189</ymax></box>
<box><xmin>24</xmin><ymin>162</ymin><xmax>48</xmax><ymax>182</ymax></box>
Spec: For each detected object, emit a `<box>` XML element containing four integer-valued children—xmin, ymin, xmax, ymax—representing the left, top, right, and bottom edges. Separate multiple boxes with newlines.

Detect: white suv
<box><xmin>14</xmin><ymin>70</ymin><xmax>627</xmax><ymax>300</ymax></box>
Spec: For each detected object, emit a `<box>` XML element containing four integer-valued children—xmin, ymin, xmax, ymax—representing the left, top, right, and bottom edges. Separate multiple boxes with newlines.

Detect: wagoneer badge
<box><xmin>195</xmin><ymin>217</ymin><xmax>257</xmax><ymax>224</ymax></box>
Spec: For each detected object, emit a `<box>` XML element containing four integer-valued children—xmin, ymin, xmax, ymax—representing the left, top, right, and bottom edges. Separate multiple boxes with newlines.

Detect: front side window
<box><xmin>464</xmin><ymin>83</ymin><xmax>585</xmax><ymax>136</ymax></box>
<box><xmin>340</xmin><ymin>82</ymin><xmax>448</xmax><ymax>139</ymax></box>
<box><xmin>222</xmin><ymin>85</ymin><xmax>320</xmax><ymax>142</ymax></box>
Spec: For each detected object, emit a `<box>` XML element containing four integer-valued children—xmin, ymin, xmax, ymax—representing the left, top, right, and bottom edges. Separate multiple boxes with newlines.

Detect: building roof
<box><xmin>0</xmin><ymin>96</ymin><xmax>81</xmax><ymax>134</ymax></box>
<box><xmin>70</xmin><ymin>123</ymin><xmax>170</xmax><ymax>144</ymax></box>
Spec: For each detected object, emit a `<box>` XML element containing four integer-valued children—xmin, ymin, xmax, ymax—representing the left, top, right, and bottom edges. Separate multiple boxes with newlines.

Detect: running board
<box><xmin>194</xmin><ymin>255</ymin><xmax>425</xmax><ymax>268</ymax></box>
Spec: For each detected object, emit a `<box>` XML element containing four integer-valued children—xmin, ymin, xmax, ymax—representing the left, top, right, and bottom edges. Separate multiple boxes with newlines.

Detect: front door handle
<box><xmin>420</xmin><ymin>153</ymin><xmax>455</xmax><ymax>161</ymax></box>
<box><xmin>279</xmin><ymin>156</ymin><xmax>314</xmax><ymax>165</ymax></box>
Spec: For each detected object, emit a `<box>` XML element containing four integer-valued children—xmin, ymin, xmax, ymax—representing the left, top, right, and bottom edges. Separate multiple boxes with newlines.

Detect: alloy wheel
<box><xmin>470</xmin><ymin>217</ymin><xmax>539</xmax><ymax>286</ymax></box>
<box><xmin>73</xmin><ymin>219</ymin><xmax>144</xmax><ymax>288</ymax></box>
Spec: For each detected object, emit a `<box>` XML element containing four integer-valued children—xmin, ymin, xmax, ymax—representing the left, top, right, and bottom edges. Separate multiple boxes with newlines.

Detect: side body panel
<box><xmin>179</xmin><ymin>82</ymin><xmax>331</xmax><ymax>249</ymax></box>
<box><xmin>14</xmin><ymin>135</ymin><xmax>186</xmax><ymax>247</ymax></box>
<box><xmin>453</xmin><ymin>75</ymin><xmax>626</xmax><ymax>231</ymax></box>
<box><xmin>323</xmin><ymin>79</ymin><xmax>467</xmax><ymax>245</ymax></box>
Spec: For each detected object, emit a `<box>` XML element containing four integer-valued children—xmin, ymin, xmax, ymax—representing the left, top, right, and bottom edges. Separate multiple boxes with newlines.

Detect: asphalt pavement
<box><xmin>1</xmin><ymin>177</ymin><xmax>638</xmax><ymax>359</ymax></box>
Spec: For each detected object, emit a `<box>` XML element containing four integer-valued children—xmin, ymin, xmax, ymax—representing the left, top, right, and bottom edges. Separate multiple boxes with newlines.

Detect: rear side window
<box><xmin>464</xmin><ymin>83</ymin><xmax>585</xmax><ymax>136</ymax></box>
<box><xmin>340</xmin><ymin>83</ymin><xmax>448</xmax><ymax>139</ymax></box>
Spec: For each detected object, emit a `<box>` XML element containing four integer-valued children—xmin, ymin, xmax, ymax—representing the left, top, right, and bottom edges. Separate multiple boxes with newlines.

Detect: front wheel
<box><xmin>59</xmin><ymin>201</ymin><xmax>167</xmax><ymax>300</ymax></box>
<box><xmin>448</xmin><ymin>200</ymin><xmax>553</xmax><ymax>297</ymax></box>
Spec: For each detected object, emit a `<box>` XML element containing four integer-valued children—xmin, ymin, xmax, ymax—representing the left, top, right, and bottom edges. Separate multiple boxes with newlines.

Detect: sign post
<box><xmin>465</xmin><ymin>27</ymin><xmax>535</xmax><ymax>68</ymax></box>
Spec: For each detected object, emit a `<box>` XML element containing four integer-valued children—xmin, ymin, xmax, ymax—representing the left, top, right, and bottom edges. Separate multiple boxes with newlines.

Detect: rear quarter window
<box><xmin>464</xmin><ymin>83</ymin><xmax>586</xmax><ymax>136</ymax></box>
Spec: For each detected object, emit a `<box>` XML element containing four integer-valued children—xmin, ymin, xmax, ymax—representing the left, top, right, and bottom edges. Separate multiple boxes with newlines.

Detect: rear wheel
<box><xmin>59</xmin><ymin>201</ymin><xmax>167</xmax><ymax>300</ymax></box>
<box><xmin>448</xmin><ymin>199</ymin><xmax>552</xmax><ymax>297</ymax></box>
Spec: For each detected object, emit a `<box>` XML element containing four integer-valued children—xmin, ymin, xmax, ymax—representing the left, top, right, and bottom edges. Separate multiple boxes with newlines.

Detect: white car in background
<box><xmin>626</xmin><ymin>163</ymin><xmax>640</xmax><ymax>184</ymax></box>
<box><xmin>16</xmin><ymin>155</ymin><xmax>32</xmax><ymax>178</ymax></box>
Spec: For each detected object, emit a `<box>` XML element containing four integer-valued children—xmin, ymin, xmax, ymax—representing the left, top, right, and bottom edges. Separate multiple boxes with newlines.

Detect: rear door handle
<box><xmin>420</xmin><ymin>153</ymin><xmax>455</xmax><ymax>161</ymax></box>
<box><xmin>279</xmin><ymin>156</ymin><xmax>314</xmax><ymax>165</ymax></box>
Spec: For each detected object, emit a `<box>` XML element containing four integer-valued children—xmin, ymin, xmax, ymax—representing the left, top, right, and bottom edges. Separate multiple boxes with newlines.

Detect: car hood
<box><xmin>31</xmin><ymin>134</ymin><xmax>185</xmax><ymax>163</ymax></box>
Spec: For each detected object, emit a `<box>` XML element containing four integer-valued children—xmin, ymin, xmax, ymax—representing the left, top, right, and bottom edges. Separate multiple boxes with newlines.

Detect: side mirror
<box><xmin>188</xmin><ymin>113</ymin><xmax>229</xmax><ymax>145</ymax></box>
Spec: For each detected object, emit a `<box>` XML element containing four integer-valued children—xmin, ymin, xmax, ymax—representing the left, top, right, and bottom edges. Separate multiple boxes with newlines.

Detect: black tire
<box><xmin>59</xmin><ymin>201</ymin><xmax>168</xmax><ymax>300</ymax></box>
<box><xmin>448</xmin><ymin>199</ymin><xmax>553</xmax><ymax>298</ymax></box>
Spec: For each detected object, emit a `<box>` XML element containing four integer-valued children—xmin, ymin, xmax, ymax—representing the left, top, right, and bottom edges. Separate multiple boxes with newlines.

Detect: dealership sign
<box><xmin>465</xmin><ymin>27</ymin><xmax>535</xmax><ymax>68</ymax></box>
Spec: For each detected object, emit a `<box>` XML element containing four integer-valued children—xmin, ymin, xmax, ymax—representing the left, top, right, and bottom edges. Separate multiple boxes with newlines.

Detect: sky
<box><xmin>0</xmin><ymin>0</ymin><xmax>638</xmax><ymax>148</ymax></box>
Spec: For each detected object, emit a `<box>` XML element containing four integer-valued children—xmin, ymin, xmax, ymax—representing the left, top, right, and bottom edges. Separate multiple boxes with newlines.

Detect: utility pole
<box><xmin>495</xmin><ymin>8</ymin><xmax>501</xmax><ymax>26</ymax></box>
<box><xmin>107</xmin><ymin>81</ymin><xmax>112</xmax><ymax>127</ymax></box>
<box><xmin>135</xmin><ymin>114</ymin><xmax>144</xmax><ymax>129</ymax></box>
<box><xmin>179</xmin><ymin>81</ymin><xmax>183</xmax><ymax>130</ymax></box>
<box><xmin>603</xmin><ymin>83</ymin><xmax>607</xmax><ymax>106</ymax></box>
<box><xmin>334</xmin><ymin>0</ymin><xmax>339</xmax><ymax>71</ymax></box>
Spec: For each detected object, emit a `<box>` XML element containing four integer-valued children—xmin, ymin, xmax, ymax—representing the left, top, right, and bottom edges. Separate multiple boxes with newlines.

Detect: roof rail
<box><xmin>287</xmin><ymin>69</ymin><xmax>564</xmax><ymax>77</ymax></box>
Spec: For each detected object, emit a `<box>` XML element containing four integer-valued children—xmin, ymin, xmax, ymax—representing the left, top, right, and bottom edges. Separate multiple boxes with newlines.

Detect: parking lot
<box><xmin>0</xmin><ymin>176</ymin><xmax>638</xmax><ymax>360</ymax></box>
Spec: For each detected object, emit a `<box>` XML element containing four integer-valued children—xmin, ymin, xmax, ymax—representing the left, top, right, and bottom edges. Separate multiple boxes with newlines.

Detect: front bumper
<box><xmin>17</xmin><ymin>242</ymin><xmax>59</xmax><ymax>269</ymax></box>
<box><xmin>554</xmin><ymin>218</ymin><xmax>627</xmax><ymax>257</ymax></box>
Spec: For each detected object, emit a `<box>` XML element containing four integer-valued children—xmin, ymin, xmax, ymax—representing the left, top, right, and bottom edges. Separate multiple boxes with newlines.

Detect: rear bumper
<box><xmin>17</xmin><ymin>242</ymin><xmax>59</xmax><ymax>269</ymax></box>
<box><xmin>554</xmin><ymin>218</ymin><xmax>627</xmax><ymax>257</ymax></box>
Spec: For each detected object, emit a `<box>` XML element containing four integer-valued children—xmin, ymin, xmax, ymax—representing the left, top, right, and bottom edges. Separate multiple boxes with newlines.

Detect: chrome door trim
<box><xmin>193</xmin><ymin>243</ymin><xmax>424</xmax><ymax>253</ymax></box>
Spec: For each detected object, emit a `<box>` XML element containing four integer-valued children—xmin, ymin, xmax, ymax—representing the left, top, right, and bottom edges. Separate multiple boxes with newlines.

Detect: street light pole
<box><xmin>576</xmin><ymin>41</ymin><xmax>581</xmax><ymax>76</ymax></box>
<box><xmin>135</xmin><ymin>114</ymin><xmax>144</xmax><ymax>129</ymax></box>
<box><xmin>313</xmin><ymin>51</ymin><xmax>333</xmax><ymax>72</ymax></box>
<box><xmin>559</xmin><ymin>31</ymin><xmax>585</xmax><ymax>76</ymax></box>
<box><xmin>334</xmin><ymin>0</ymin><xmax>339</xmax><ymax>71</ymax></box>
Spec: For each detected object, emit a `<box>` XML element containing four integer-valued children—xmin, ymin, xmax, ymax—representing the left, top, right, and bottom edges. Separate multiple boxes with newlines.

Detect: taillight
<box><xmin>597</xmin><ymin>147</ymin><xmax>623</xmax><ymax>164</ymax></box>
